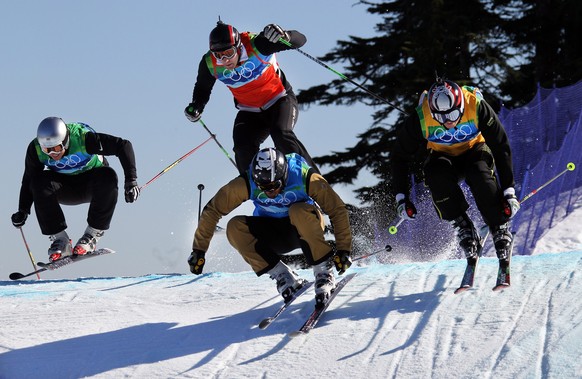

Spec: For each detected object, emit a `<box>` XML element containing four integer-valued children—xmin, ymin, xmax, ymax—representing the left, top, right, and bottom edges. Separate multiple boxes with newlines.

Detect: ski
<box><xmin>289</xmin><ymin>273</ymin><xmax>357</xmax><ymax>337</ymax></box>
<box><xmin>493</xmin><ymin>237</ymin><xmax>514</xmax><ymax>291</ymax></box>
<box><xmin>258</xmin><ymin>281</ymin><xmax>314</xmax><ymax>329</ymax></box>
<box><xmin>454</xmin><ymin>226</ymin><xmax>490</xmax><ymax>294</ymax></box>
<box><xmin>9</xmin><ymin>248</ymin><xmax>115</xmax><ymax>280</ymax></box>
<box><xmin>492</xmin><ymin>258</ymin><xmax>511</xmax><ymax>291</ymax></box>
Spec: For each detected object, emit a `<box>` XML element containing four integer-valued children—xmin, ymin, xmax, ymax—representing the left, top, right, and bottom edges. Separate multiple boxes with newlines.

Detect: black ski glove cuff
<box><xmin>188</xmin><ymin>249</ymin><xmax>206</xmax><ymax>275</ymax></box>
<box><xmin>11</xmin><ymin>210</ymin><xmax>28</xmax><ymax>228</ymax></box>
<box><xmin>333</xmin><ymin>250</ymin><xmax>352</xmax><ymax>275</ymax></box>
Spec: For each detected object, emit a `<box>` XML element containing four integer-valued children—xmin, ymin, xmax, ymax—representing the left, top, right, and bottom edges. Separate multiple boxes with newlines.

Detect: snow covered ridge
<box><xmin>1</xmin><ymin>252</ymin><xmax>581</xmax><ymax>379</ymax></box>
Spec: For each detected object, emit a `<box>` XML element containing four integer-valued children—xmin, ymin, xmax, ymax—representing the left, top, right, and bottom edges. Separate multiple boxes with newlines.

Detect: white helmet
<box><xmin>428</xmin><ymin>80</ymin><xmax>465</xmax><ymax>124</ymax></box>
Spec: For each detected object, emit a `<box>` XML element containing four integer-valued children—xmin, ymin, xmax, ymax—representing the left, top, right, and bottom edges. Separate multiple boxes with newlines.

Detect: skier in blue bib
<box><xmin>187</xmin><ymin>147</ymin><xmax>352</xmax><ymax>307</ymax></box>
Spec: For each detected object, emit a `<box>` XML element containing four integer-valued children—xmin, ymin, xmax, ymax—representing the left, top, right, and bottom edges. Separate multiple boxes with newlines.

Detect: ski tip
<box><xmin>492</xmin><ymin>283</ymin><xmax>510</xmax><ymax>292</ymax></box>
<box><xmin>454</xmin><ymin>286</ymin><xmax>472</xmax><ymax>294</ymax></box>
<box><xmin>258</xmin><ymin>318</ymin><xmax>273</xmax><ymax>329</ymax></box>
<box><xmin>9</xmin><ymin>272</ymin><xmax>25</xmax><ymax>281</ymax></box>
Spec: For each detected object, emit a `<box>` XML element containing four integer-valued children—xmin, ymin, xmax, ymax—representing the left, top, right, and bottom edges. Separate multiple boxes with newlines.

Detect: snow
<box><xmin>2</xmin><ymin>207</ymin><xmax>582</xmax><ymax>379</ymax></box>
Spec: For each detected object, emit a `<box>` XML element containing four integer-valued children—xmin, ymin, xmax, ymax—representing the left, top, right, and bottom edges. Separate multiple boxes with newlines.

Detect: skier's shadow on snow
<box><xmin>382</xmin><ymin>273</ymin><xmax>447</xmax><ymax>356</ymax></box>
<box><xmin>0</xmin><ymin>299</ymin><xmax>291</xmax><ymax>378</ymax></box>
<box><xmin>337</xmin><ymin>273</ymin><xmax>448</xmax><ymax>359</ymax></box>
<box><xmin>241</xmin><ymin>273</ymin><xmax>450</xmax><ymax>364</ymax></box>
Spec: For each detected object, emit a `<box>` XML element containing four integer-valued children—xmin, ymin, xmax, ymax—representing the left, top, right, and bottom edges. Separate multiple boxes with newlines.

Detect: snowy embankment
<box><xmin>1</xmin><ymin>251</ymin><xmax>581</xmax><ymax>379</ymax></box>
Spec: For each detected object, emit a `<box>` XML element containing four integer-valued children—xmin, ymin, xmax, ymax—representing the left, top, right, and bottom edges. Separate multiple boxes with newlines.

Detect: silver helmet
<box><xmin>37</xmin><ymin>117</ymin><xmax>69</xmax><ymax>149</ymax></box>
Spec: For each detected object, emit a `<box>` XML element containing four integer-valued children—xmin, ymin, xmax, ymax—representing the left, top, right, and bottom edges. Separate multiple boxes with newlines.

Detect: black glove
<box><xmin>11</xmin><ymin>210</ymin><xmax>28</xmax><ymax>228</ymax></box>
<box><xmin>263</xmin><ymin>24</ymin><xmax>289</xmax><ymax>43</ymax></box>
<box><xmin>333</xmin><ymin>250</ymin><xmax>352</xmax><ymax>275</ymax></box>
<box><xmin>188</xmin><ymin>249</ymin><xmax>206</xmax><ymax>275</ymax></box>
<box><xmin>184</xmin><ymin>103</ymin><xmax>202</xmax><ymax>123</ymax></box>
<box><xmin>396</xmin><ymin>194</ymin><xmax>417</xmax><ymax>220</ymax></box>
<box><xmin>502</xmin><ymin>187</ymin><xmax>520</xmax><ymax>220</ymax></box>
<box><xmin>124</xmin><ymin>180</ymin><xmax>140</xmax><ymax>203</ymax></box>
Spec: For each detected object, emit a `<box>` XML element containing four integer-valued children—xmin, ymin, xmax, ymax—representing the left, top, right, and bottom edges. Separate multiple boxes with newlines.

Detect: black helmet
<box><xmin>427</xmin><ymin>79</ymin><xmax>465</xmax><ymax>124</ymax></box>
<box><xmin>37</xmin><ymin>117</ymin><xmax>69</xmax><ymax>149</ymax></box>
<box><xmin>209</xmin><ymin>21</ymin><xmax>241</xmax><ymax>52</ymax></box>
<box><xmin>251</xmin><ymin>148</ymin><xmax>288</xmax><ymax>192</ymax></box>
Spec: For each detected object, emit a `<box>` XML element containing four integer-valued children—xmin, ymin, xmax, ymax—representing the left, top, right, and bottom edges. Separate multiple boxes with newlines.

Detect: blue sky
<box><xmin>1</xmin><ymin>1</ymin><xmax>381</xmax><ymax>279</ymax></box>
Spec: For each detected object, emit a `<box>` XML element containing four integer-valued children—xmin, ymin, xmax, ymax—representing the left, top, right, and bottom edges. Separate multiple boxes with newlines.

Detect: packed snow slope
<box><xmin>1</xmin><ymin>250</ymin><xmax>581</xmax><ymax>379</ymax></box>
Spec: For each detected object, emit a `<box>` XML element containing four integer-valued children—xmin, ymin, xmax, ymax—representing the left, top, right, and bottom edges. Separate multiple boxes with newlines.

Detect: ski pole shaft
<box><xmin>19</xmin><ymin>227</ymin><xmax>40</xmax><ymax>280</ymax></box>
<box><xmin>353</xmin><ymin>244</ymin><xmax>393</xmax><ymax>262</ymax></box>
<box><xmin>279</xmin><ymin>39</ymin><xmax>406</xmax><ymax>114</ymax></box>
<box><xmin>198</xmin><ymin>119</ymin><xmax>238</xmax><ymax>169</ymax></box>
<box><xmin>355</xmin><ymin>218</ymin><xmax>406</xmax><ymax>263</ymax></box>
<box><xmin>140</xmin><ymin>136</ymin><xmax>213</xmax><ymax>191</ymax></box>
<box><xmin>519</xmin><ymin>162</ymin><xmax>576</xmax><ymax>204</ymax></box>
<box><xmin>197</xmin><ymin>184</ymin><xmax>205</xmax><ymax>222</ymax></box>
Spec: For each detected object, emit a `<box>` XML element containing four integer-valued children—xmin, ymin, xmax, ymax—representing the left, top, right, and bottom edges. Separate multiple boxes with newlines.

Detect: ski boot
<box><xmin>48</xmin><ymin>230</ymin><xmax>73</xmax><ymax>262</ymax></box>
<box><xmin>450</xmin><ymin>213</ymin><xmax>481</xmax><ymax>261</ymax></box>
<box><xmin>491</xmin><ymin>223</ymin><xmax>513</xmax><ymax>264</ymax></box>
<box><xmin>313</xmin><ymin>259</ymin><xmax>336</xmax><ymax>309</ymax></box>
<box><xmin>73</xmin><ymin>226</ymin><xmax>104</xmax><ymax>256</ymax></box>
<box><xmin>491</xmin><ymin>223</ymin><xmax>513</xmax><ymax>289</ymax></box>
<box><xmin>268</xmin><ymin>261</ymin><xmax>307</xmax><ymax>303</ymax></box>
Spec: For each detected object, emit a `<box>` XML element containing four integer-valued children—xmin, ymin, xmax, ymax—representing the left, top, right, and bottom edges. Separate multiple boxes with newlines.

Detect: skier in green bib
<box><xmin>11</xmin><ymin>117</ymin><xmax>140</xmax><ymax>262</ymax></box>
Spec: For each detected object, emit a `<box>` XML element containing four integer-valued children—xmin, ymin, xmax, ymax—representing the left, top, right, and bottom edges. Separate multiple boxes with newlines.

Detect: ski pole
<box><xmin>140</xmin><ymin>136</ymin><xmax>213</xmax><ymax>191</ymax></box>
<box><xmin>197</xmin><ymin>184</ymin><xmax>205</xmax><ymax>222</ymax></box>
<box><xmin>519</xmin><ymin>162</ymin><xmax>576</xmax><ymax>204</ymax></box>
<box><xmin>198</xmin><ymin>119</ymin><xmax>238</xmax><ymax>169</ymax></box>
<box><xmin>279</xmin><ymin>39</ymin><xmax>407</xmax><ymax>114</ymax></box>
<box><xmin>388</xmin><ymin>217</ymin><xmax>405</xmax><ymax>235</ymax></box>
<box><xmin>352</xmin><ymin>244</ymin><xmax>393</xmax><ymax>262</ymax></box>
<box><xmin>18</xmin><ymin>227</ymin><xmax>41</xmax><ymax>280</ymax></box>
<box><xmin>196</xmin><ymin>183</ymin><xmax>225</xmax><ymax>232</ymax></box>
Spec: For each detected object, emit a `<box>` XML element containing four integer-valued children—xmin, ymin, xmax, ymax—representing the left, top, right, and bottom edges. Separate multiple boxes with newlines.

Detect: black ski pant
<box><xmin>30</xmin><ymin>166</ymin><xmax>119</xmax><ymax>235</ymax></box>
<box><xmin>232</xmin><ymin>92</ymin><xmax>320</xmax><ymax>174</ymax></box>
<box><xmin>423</xmin><ymin>143</ymin><xmax>506</xmax><ymax>227</ymax></box>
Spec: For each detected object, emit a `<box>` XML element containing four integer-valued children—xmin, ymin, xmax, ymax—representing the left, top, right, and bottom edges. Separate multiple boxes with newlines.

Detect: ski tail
<box><xmin>9</xmin><ymin>267</ymin><xmax>48</xmax><ymax>281</ymax></box>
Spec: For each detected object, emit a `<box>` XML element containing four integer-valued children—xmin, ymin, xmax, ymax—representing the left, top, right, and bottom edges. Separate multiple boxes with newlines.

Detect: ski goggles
<box><xmin>431</xmin><ymin>107</ymin><xmax>463</xmax><ymax>124</ymax></box>
<box><xmin>212</xmin><ymin>46</ymin><xmax>237</xmax><ymax>60</ymax></box>
<box><xmin>259</xmin><ymin>179</ymin><xmax>283</xmax><ymax>193</ymax></box>
<box><xmin>41</xmin><ymin>144</ymin><xmax>65</xmax><ymax>157</ymax></box>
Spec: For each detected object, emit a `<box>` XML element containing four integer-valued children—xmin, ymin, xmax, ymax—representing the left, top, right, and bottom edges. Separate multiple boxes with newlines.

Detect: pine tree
<box><xmin>298</xmin><ymin>0</ymin><xmax>582</xmax><ymax>240</ymax></box>
<box><xmin>495</xmin><ymin>0</ymin><xmax>582</xmax><ymax>107</ymax></box>
<box><xmin>299</xmin><ymin>0</ymin><xmax>511</xmax><ymax>207</ymax></box>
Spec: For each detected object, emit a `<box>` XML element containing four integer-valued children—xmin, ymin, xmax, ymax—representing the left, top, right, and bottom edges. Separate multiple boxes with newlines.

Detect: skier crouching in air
<box><xmin>187</xmin><ymin>147</ymin><xmax>353</xmax><ymax>307</ymax></box>
<box><xmin>11</xmin><ymin>117</ymin><xmax>140</xmax><ymax>262</ymax></box>
<box><xmin>391</xmin><ymin>78</ymin><xmax>520</xmax><ymax>264</ymax></box>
